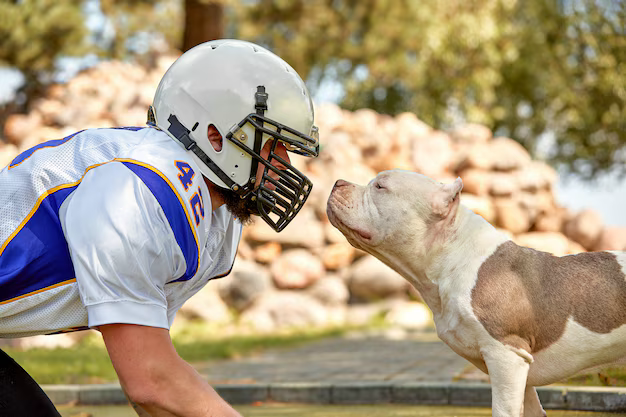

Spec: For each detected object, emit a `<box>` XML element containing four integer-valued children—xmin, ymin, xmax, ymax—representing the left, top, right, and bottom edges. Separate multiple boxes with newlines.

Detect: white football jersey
<box><xmin>0</xmin><ymin>127</ymin><xmax>242</xmax><ymax>338</ymax></box>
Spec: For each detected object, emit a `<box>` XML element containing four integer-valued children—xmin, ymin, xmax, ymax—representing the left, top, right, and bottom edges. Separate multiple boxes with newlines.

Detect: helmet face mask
<box><xmin>149</xmin><ymin>39</ymin><xmax>319</xmax><ymax>232</ymax></box>
<box><xmin>231</xmin><ymin>122</ymin><xmax>315</xmax><ymax>232</ymax></box>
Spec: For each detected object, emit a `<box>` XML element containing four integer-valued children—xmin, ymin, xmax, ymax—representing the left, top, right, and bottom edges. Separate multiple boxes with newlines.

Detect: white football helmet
<box><xmin>148</xmin><ymin>39</ymin><xmax>319</xmax><ymax>232</ymax></box>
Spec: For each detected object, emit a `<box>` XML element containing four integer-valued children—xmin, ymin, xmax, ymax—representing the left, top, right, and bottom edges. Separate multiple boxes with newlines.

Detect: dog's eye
<box><xmin>375</xmin><ymin>182</ymin><xmax>384</xmax><ymax>190</ymax></box>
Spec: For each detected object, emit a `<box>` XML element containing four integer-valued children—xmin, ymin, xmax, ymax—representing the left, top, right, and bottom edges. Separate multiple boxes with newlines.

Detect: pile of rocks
<box><xmin>2</xmin><ymin>57</ymin><xmax>626</xmax><ymax>344</ymax></box>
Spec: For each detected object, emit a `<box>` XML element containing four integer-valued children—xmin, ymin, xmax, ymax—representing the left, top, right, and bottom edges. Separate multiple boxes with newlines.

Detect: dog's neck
<box><xmin>394</xmin><ymin>205</ymin><xmax>511</xmax><ymax>312</ymax></box>
<box><xmin>429</xmin><ymin>205</ymin><xmax>509</xmax><ymax>270</ymax></box>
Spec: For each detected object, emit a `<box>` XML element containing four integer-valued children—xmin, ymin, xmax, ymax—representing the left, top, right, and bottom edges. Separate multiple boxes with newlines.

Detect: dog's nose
<box><xmin>333</xmin><ymin>179</ymin><xmax>350</xmax><ymax>189</ymax></box>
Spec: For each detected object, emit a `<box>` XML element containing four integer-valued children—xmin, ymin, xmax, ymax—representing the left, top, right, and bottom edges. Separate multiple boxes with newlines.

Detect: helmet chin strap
<box><xmin>250</xmin><ymin>86</ymin><xmax>268</xmax><ymax>186</ymax></box>
<box><xmin>165</xmin><ymin>113</ymin><xmax>239</xmax><ymax>192</ymax></box>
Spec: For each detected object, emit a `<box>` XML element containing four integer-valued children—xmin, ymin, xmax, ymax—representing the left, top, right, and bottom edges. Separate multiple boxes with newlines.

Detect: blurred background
<box><xmin>0</xmin><ymin>0</ymin><xmax>625</xmax><ymax>344</ymax></box>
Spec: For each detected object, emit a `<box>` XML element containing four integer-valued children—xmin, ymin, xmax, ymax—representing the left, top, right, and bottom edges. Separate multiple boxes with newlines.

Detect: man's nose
<box><xmin>274</xmin><ymin>142</ymin><xmax>290</xmax><ymax>166</ymax></box>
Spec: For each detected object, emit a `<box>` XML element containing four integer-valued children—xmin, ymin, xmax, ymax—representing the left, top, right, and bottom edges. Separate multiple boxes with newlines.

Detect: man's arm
<box><xmin>98</xmin><ymin>323</ymin><xmax>241</xmax><ymax>417</ymax></box>
<box><xmin>126</xmin><ymin>392</ymin><xmax>156</xmax><ymax>417</ymax></box>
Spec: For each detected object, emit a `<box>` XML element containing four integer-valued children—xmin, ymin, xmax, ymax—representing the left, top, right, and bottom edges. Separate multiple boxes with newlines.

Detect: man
<box><xmin>0</xmin><ymin>39</ymin><xmax>319</xmax><ymax>416</ymax></box>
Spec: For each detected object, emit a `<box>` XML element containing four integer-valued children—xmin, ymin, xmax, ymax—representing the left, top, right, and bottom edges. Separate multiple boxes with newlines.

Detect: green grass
<box><xmin>4</xmin><ymin>323</ymin><xmax>350</xmax><ymax>385</ymax></box>
<box><xmin>561</xmin><ymin>366</ymin><xmax>626</xmax><ymax>387</ymax></box>
<box><xmin>173</xmin><ymin>323</ymin><xmax>346</xmax><ymax>364</ymax></box>
<box><xmin>5</xmin><ymin>335</ymin><xmax>116</xmax><ymax>384</ymax></box>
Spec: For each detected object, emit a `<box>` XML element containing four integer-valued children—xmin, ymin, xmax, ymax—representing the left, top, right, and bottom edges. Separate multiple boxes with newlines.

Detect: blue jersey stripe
<box><xmin>8</xmin><ymin>128</ymin><xmax>141</xmax><ymax>170</ymax></box>
<box><xmin>120</xmin><ymin>161</ymin><xmax>200</xmax><ymax>283</ymax></box>
<box><xmin>0</xmin><ymin>185</ymin><xmax>78</xmax><ymax>303</ymax></box>
<box><xmin>9</xmin><ymin>130</ymin><xmax>84</xmax><ymax>169</ymax></box>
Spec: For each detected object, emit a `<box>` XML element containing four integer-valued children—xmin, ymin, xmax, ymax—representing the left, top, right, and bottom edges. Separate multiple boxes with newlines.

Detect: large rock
<box><xmin>494</xmin><ymin>198</ymin><xmax>531</xmax><ymax>234</ymax></box>
<box><xmin>517</xmin><ymin>161</ymin><xmax>558</xmax><ymax>191</ymax></box>
<box><xmin>564</xmin><ymin>209</ymin><xmax>604</xmax><ymax>250</ymax></box>
<box><xmin>533</xmin><ymin>211</ymin><xmax>565</xmax><ymax>233</ymax></box>
<box><xmin>385</xmin><ymin>301</ymin><xmax>434</xmax><ymax>331</ymax></box>
<box><xmin>319</xmin><ymin>242</ymin><xmax>355</xmax><ymax>270</ymax></box>
<box><xmin>459</xmin><ymin>169</ymin><xmax>491</xmax><ymax>196</ymax></box>
<box><xmin>594</xmin><ymin>227</ymin><xmax>626</xmax><ymax>251</ymax></box>
<box><xmin>344</xmin><ymin>299</ymin><xmax>405</xmax><ymax>327</ymax></box>
<box><xmin>36</xmin><ymin>98</ymin><xmax>66</xmax><ymax>126</ymax></box>
<box><xmin>567</xmin><ymin>239</ymin><xmax>587</xmax><ymax>255</ymax></box>
<box><xmin>489</xmin><ymin>137</ymin><xmax>532</xmax><ymax>171</ymax></box>
<box><xmin>307</xmin><ymin>275</ymin><xmax>350</xmax><ymax>306</ymax></box>
<box><xmin>0</xmin><ymin>144</ymin><xmax>18</xmax><ymax>169</ymax></box>
<box><xmin>253</xmin><ymin>241</ymin><xmax>282</xmax><ymax>264</ymax></box>
<box><xmin>270</xmin><ymin>249</ymin><xmax>325</xmax><ymax>289</ymax></box>
<box><xmin>412</xmin><ymin>131</ymin><xmax>455</xmax><ymax>178</ymax></box>
<box><xmin>3</xmin><ymin>112</ymin><xmax>43</xmax><ymax>146</ymax></box>
<box><xmin>324</xmin><ymin>219</ymin><xmax>348</xmax><ymax>244</ymax></box>
<box><xmin>304</xmin><ymin>173</ymin><xmax>335</xmax><ymax>220</ymax></box>
<box><xmin>180</xmin><ymin>283</ymin><xmax>233</xmax><ymax>324</ymax></box>
<box><xmin>489</xmin><ymin>172</ymin><xmax>519</xmax><ymax>197</ymax></box>
<box><xmin>114</xmin><ymin>107</ymin><xmax>148</xmax><ymax>127</ymax></box>
<box><xmin>239</xmin><ymin>292</ymin><xmax>330</xmax><ymax>332</ymax></box>
<box><xmin>348</xmin><ymin>255</ymin><xmax>408</xmax><ymax>301</ymax></box>
<box><xmin>514</xmin><ymin>232</ymin><xmax>570</xmax><ymax>257</ymax></box>
<box><xmin>461</xmin><ymin>194</ymin><xmax>496</xmax><ymax>224</ymax></box>
<box><xmin>342</xmin><ymin>110</ymin><xmax>393</xmax><ymax>171</ymax></box>
<box><xmin>316</xmin><ymin>131</ymin><xmax>363</xmax><ymax>168</ymax></box>
<box><xmin>323</xmin><ymin>149</ymin><xmax>378</xmax><ymax>185</ymax></box>
<box><xmin>449</xmin><ymin>123</ymin><xmax>492</xmax><ymax>144</ymax></box>
<box><xmin>460</xmin><ymin>143</ymin><xmax>493</xmax><ymax>170</ymax></box>
<box><xmin>395</xmin><ymin>112</ymin><xmax>432</xmax><ymax>142</ymax></box>
<box><xmin>519</xmin><ymin>191</ymin><xmax>554</xmax><ymax>218</ymax></box>
<box><xmin>315</xmin><ymin>102</ymin><xmax>346</xmax><ymax>134</ymax></box>
<box><xmin>246</xmin><ymin>207</ymin><xmax>325</xmax><ymax>248</ymax></box>
<box><xmin>217</xmin><ymin>259</ymin><xmax>272</xmax><ymax>312</ymax></box>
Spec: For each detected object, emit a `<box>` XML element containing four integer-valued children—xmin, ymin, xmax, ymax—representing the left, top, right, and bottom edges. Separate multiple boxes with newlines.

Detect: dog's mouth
<box><xmin>327</xmin><ymin>195</ymin><xmax>373</xmax><ymax>244</ymax></box>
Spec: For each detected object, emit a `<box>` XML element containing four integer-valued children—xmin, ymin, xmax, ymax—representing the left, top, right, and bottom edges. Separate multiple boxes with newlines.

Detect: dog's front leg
<box><xmin>482</xmin><ymin>346</ymin><xmax>531</xmax><ymax>417</ymax></box>
<box><xmin>523</xmin><ymin>386</ymin><xmax>547</xmax><ymax>417</ymax></box>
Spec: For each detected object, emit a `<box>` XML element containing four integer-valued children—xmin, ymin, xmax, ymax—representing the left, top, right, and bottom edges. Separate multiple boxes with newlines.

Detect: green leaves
<box><xmin>236</xmin><ymin>0</ymin><xmax>625</xmax><ymax>179</ymax></box>
<box><xmin>0</xmin><ymin>0</ymin><xmax>87</xmax><ymax>76</ymax></box>
<box><xmin>1</xmin><ymin>0</ymin><xmax>622</xmax><ymax>179</ymax></box>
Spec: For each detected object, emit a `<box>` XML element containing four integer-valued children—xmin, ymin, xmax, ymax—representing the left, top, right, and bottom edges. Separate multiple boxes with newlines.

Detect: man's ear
<box><xmin>432</xmin><ymin>177</ymin><xmax>463</xmax><ymax>218</ymax></box>
<box><xmin>208</xmin><ymin>124</ymin><xmax>223</xmax><ymax>152</ymax></box>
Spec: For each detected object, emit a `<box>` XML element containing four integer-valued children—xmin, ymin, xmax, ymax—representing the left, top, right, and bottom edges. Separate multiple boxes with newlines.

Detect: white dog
<box><xmin>326</xmin><ymin>170</ymin><xmax>626</xmax><ymax>417</ymax></box>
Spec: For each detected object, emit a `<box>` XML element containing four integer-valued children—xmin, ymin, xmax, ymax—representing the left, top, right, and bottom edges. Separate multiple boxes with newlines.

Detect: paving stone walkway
<box><xmin>198</xmin><ymin>332</ymin><xmax>470</xmax><ymax>385</ymax></box>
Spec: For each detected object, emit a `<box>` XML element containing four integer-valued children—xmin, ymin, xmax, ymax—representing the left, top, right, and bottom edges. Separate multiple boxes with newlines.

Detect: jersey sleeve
<box><xmin>61</xmin><ymin>161</ymin><xmax>187</xmax><ymax>329</ymax></box>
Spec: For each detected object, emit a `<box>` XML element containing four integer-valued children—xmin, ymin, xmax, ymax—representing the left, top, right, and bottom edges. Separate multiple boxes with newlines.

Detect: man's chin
<box><xmin>216</xmin><ymin>187</ymin><xmax>257</xmax><ymax>225</ymax></box>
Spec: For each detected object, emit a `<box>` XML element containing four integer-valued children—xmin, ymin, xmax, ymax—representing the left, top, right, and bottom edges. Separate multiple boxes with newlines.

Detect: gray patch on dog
<box><xmin>471</xmin><ymin>241</ymin><xmax>626</xmax><ymax>353</ymax></box>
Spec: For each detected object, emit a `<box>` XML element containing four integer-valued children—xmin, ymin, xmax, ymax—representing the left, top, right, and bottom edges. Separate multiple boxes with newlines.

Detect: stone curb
<box><xmin>43</xmin><ymin>382</ymin><xmax>626</xmax><ymax>412</ymax></box>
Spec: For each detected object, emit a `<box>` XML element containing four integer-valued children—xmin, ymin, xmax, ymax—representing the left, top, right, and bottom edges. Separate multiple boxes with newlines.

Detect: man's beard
<box><xmin>216</xmin><ymin>187</ymin><xmax>258</xmax><ymax>226</ymax></box>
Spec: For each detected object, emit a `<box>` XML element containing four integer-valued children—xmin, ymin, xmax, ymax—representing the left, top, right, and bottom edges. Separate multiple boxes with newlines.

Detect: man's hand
<box><xmin>98</xmin><ymin>323</ymin><xmax>241</xmax><ymax>417</ymax></box>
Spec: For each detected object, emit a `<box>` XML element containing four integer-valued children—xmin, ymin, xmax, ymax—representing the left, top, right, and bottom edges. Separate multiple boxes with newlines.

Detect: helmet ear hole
<box><xmin>207</xmin><ymin>124</ymin><xmax>223</xmax><ymax>152</ymax></box>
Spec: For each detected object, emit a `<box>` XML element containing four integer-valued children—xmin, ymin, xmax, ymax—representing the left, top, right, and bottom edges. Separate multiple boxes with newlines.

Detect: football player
<box><xmin>0</xmin><ymin>39</ymin><xmax>319</xmax><ymax>417</ymax></box>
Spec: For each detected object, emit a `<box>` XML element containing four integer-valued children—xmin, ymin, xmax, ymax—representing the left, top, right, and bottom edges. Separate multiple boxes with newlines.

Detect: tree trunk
<box><xmin>182</xmin><ymin>0</ymin><xmax>224</xmax><ymax>52</ymax></box>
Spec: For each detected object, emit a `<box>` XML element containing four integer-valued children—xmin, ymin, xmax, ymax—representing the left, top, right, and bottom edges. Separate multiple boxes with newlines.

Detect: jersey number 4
<box><xmin>175</xmin><ymin>161</ymin><xmax>205</xmax><ymax>226</ymax></box>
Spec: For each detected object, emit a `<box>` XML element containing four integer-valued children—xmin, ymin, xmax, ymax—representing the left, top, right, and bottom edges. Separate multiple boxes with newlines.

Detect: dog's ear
<box><xmin>432</xmin><ymin>177</ymin><xmax>463</xmax><ymax>219</ymax></box>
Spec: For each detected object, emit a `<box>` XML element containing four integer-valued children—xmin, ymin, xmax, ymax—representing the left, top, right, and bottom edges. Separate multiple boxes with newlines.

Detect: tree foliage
<box><xmin>0</xmin><ymin>0</ymin><xmax>88</xmax><ymax>100</ymax></box>
<box><xmin>98</xmin><ymin>0</ymin><xmax>182</xmax><ymax>59</ymax></box>
<box><xmin>237</xmin><ymin>0</ymin><xmax>625</xmax><ymax>179</ymax></box>
<box><xmin>0</xmin><ymin>0</ymin><xmax>181</xmax><ymax>112</ymax></box>
<box><xmin>0</xmin><ymin>0</ymin><xmax>623</xmax><ymax>179</ymax></box>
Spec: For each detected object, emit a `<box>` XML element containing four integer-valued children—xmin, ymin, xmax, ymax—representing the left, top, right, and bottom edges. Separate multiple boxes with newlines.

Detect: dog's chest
<box><xmin>427</xmin><ymin>249</ymin><xmax>502</xmax><ymax>361</ymax></box>
<box><xmin>433</xmin><ymin>293</ymin><xmax>486</xmax><ymax>361</ymax></box>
